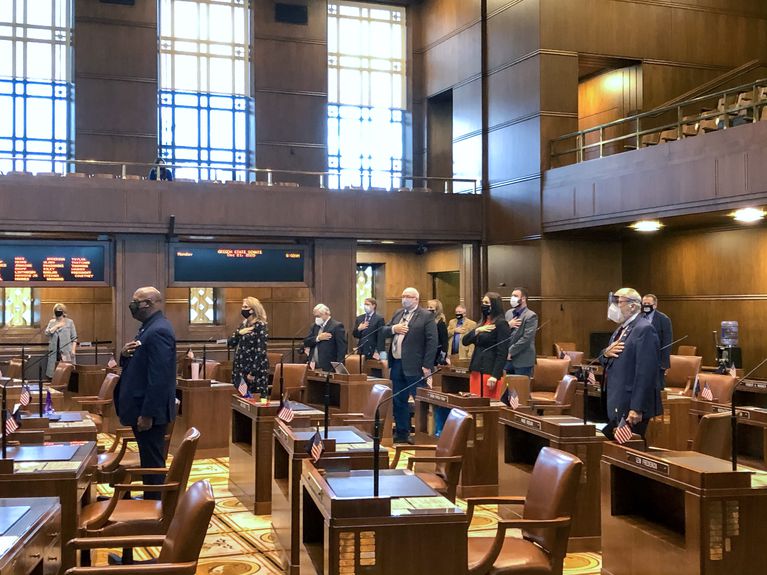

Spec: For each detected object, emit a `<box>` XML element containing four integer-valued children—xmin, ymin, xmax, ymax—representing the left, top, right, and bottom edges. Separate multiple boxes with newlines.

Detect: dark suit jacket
<box><xmin>303</xmin><ymin>318</ymin><xmax>347</xmax><ymax>372</ymax></box>
<box><xmin>352</xmin><ymin>313</ymin><xmax>385</xmax><ymax>358</ymax></box>
<box><xmin>116</xmin><ymin>311</ymin><xmax>177</xmax><ymax>427</ymax></box>
<box><xmin>462</xmin><ymin>317</ymin><xmax>512</xmax><ymax>379</ymax></box>
<box><xmin>601</xmin><ymin>316</ymin><xmax>662</xmax><ymax>422</ymax></box>
<box><xmin>649</xmin><ymin>310</ymin><xmax>673</xmax><ymax>369</ymax></box>
<box><xmin>382</xmin><ymin>307</ymin><xmax>438</xmax><ymax>377</ymax></box>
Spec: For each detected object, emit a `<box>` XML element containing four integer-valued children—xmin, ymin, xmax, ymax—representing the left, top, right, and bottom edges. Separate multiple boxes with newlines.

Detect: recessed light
<box><xmin>630</xmin><ymin>220</ymin><xmax>663</xmax><ymax>232</ymax></box>
<box><xmin>732</xmin><ymin>207</ymin><xmax>766</xmax><ymax>223</ymax></box>
<box><xmin>381</xmin><ymin>240</ymin><xmax>395</xmax><ymax>244</ymax></box>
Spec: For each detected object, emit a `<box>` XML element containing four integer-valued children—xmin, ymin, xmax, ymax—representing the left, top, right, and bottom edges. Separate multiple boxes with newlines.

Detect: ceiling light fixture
<box><xmin>732</xmin><ymin>207</ymin><xmax>766</xmax><ymax>223</ymax></box>
<box><xmin>630</xmin><ymin>220</ymin><xmax>663</xmax><ymax>232</ymax></box>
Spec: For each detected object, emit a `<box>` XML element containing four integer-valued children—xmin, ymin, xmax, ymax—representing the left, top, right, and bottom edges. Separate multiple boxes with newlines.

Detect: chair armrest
<box><xmin>535</xmin><ymin>404</ymin><xmax>570</xmax><ymax>415</ymax></box>
<box><xmin>529</xmin><ymin>397</ymin><xmax>557</xmax><ymax>406</ymax></box>
<box><xmin>112</xmin><ymin>482</ymin><xmax>180</xmax><ymax>493</ymax></box>
<box><xmin>390</xmin><ymin>444</ymin><xmax>437</xmax><ymax>468</ymax></box>
<box><xmin>686</xmin><ymin>439</ymin><xmax>693</xmax><ymax>449</ymax></box>
<box><xmin>76</xmin><ymin>399</ymin><xmax>112</xmax><ymax>406</ymax></box>
<box><xmin>497</xmin><ymin>516</ymin><xmax>571</xmax><ymax>530</ymax></box>
<box><xmin>407</xmin><ymin>455</ymin><xmax>462</xmax><ymax>471</ymax></box>
<box><xmin>74</xmin><ymin>396</ymin><xmax>100</xmax><ymax>402</ymax></box>
<box><xmin>126</xmin><ymin>467</ymin><xmax>171</xmax><ymax>476</ymax></box>
<box><xmin>68</xmin><ymin>535</ymin><xmax>166</xmax><ymax>550</ymax></box>
<box><xmin>465</xmin><ymin>496</ymin><xmax>526</xmax><ymax>523</ymax></box>
<box><xmin>65</xmin><ymin>562</ymin><xmax>198</xmax><ymax>575</ymax></box>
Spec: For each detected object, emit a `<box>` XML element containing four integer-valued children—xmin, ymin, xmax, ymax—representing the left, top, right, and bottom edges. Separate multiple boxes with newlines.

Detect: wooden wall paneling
<box><xmin>313</xmin><ymin>239</ymin><xmax>356</xmax><ymax>350</ymax></box>
<box><xmin>453</xmin><ymin>79</ymin><xmax>483</xmax><ymax>139</ymax></box>
<box><xmin>427</xmin><ymin>90</ymin><xmax>454</xmax><ymax>182</ymax></box>
<box><xmin>254</xmin><ymin>92</ymin><xmax>328</xmax><ymax>145</ymax></box>
<box><xmin>640</xmin><ymin>63</ymin><xmax>722</xmax><ymax>111</ymax></box>
<box><xmin>487</xmin><ymin>56</ymin><xmax>541</xmax><ymax>128</ymax></box>
<box><xmin>486</xmin><ymin>178</ymin><xmax>543</xmax><ymax>243</ymax></box>
<box><xmin>486</xmin><ymin>0</ymin><xmax>541</xmax><ymax>72</ymax></box>
<box><xmin>421</xmin><ymin>23</ymin><xmax>482</xmax><ymax>98</ymax></box>
<box><xmin>486</xmin><ymin>243</ymin><xmax>542</xmax><ymax>298</ymax></box>
<box><xmin>487</xmin><ymin>117</ymin><xmax>542</xmax><ymax>184</ymax></box>
<box><xmin>416</xmin><ymin>0</ymin><xmax>481</xmax><ymax>51</ymax></box>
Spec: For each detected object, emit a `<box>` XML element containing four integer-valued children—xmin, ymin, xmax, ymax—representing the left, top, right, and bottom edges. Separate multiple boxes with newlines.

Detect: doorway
<box><xmin>431</xmin><ymin>271</ymin><xmax>460</xmax><ymax>317</ymax></box>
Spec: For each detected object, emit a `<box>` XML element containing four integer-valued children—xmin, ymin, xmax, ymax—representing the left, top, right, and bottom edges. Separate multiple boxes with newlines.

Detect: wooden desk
<box><xmin>0</xmin><ymin>442</ymin><xmax>97</xmax><ymax>573</ymax></box>
<box><xmin>601</xmin><ymin>442</ymin><xmax>767</xmax><ymax>575</ymax></box>
<box><xmin>646</xmin><ymin>392</ymin><xmax>692</xmax><ymax>450</ymax></box>
<box><xmin>173</xmin><ymin>378</ymin><xmax>234</xmax><ymax>457</ymax></box>
<box><xmin>498</xmin><ymin>408</ymin><xmax>605</xmax><ymax>551</ymax></box>
<box><xmin>414</xmin><ymin>388</ymin><xmax>499</xmax><ymax>497</ymax></box>
<box><xmin>431</xmin><ymin>365</ymin><xmax>470</xmax><ymax>393</ymax></box>
<box><xmin>0</xmin><ymin>383</ymin><xmax>65</xmax><ymax>412</ymax></box>
<box><xmin>0</xmin><ymin>497</ymin><xmax>61</xmax><ymax>575</ymax></box>
<box><xmin>229</xmin><ymin>395</ymin><xmax>324</xmax><ymax>514</ymax></box>
<box><xmin>304</xmin><ymin>372</ymin><xmax>390</xmax><ymax>414</ymax></box>
<box><xmin>16</xmin><ymin>411</ymin><xmax>98</xmax><ymax>443</ymax></box>
<box><xmin>300</xmin><ymin>463</ymin><xmax>467</xmax><ymax>575</ymax></box>
<box><xmin>71</xmin><ymin>364</ymin><xmax>106</xmax><ymax>396</ymax></box>
<box><xmin>363</xmin><ymin>359</ymin><xmax>390</xmax><ymax>380</ymax></box>
<box><xmin>572</xmin><ymin>379</ymin><xmax>608</xmax><ymax>423</ymax></box>
<box><xmin>272</xmin><ymin>422</ymin><xmax>389</xmax><ymax>575</ymax></box>
<box><xmin>689</xmin><ymin>399</ymin><xmax>767</xmax><ymax>469</ymax></box>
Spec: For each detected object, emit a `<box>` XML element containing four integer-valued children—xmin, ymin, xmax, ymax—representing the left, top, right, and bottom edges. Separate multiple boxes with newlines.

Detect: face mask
<box><xmin>481</xmin><ymin>304</ymin><xmax>491</xmax><ymax>316</ymax></box>
<box><xmin>54</xmin><ymin>310</ymin><xmax>64</xmax><ymax>318</ymax></box>
<box><xmin>363</xmin><ymin>304</ymin><xmax>373</xmax><ymax>314</ymax></box>
<box><xmin>607</xmin><ymin>303</ymin><xmax>623</xmax><ymax>324</ymax></box>
<box><xmin>314</xmin><ymin>317</ymin><xmax>324</xmax><ymax>327</ymax></box>
<box><xmin>642</xmin><ymin>304</ymin><xmax>654</xmax><ymax>315</ymax></box>
<box><xmin>428</xmin><ymin>309</ymin><xmax>436</xmax><ymax>315</ymax></box>
<box><xmin>241</xmin><ymin>309</ymin><xmax>252</xmax><ymax>319</ymax></box>
<box><xmin>510</xmin><ymin>296</ymin><xmax>520</xmax><ymax>308</ymax></box>
<box><xmin>129</xmin><ymin>300</ymin><xmax>148</xmax><ymax>321</ymax></box>
<box><xmin>401</xmin><ymin>298</ymin><xmax>414</xmax><ymax>310</ymax></box>
<box><xmin>455</xmin><ymin>313</ymin><xmax>464</xmax><ymax>320</ymax></box>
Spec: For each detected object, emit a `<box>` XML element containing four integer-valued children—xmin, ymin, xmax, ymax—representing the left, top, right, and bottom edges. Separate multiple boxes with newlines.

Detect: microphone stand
<box><xmin>38</xmin><ymin>366</ymin><xmax>43</xmax><ymax>417</ymax></box>
<box><xmin>372</xmin><ymin>366</ymin><xmax>443</xmax><ymax>496</ymax></box>
<box><xmin>279</xmin><ymin>358</ymin><xmax>285</xmax><ymax>406</ymax></box>
<box><xmin>21</xmin><ymin>344</ymin><xmax>25</xmax><ymax>385</ymax></box>
<box><xmin>202</xmin><ymin>344</ymin><xmax>207</xmax><ymax>380</ymax></box>
<box><xmin>2</xmin><ymin>381</ymin><xmax>7</xmax><ymax>459</ymax></box>
<box><xmin>730</xmin><ymin>357</ymin><xmax>767</xmax><ymax>471</ymax></box>
<box><xmin>23</xmin><ymin>335</ymin><xmax>78</xmax><ymax>418</ymax></box>
<box><xmin>323</xmin><ymin>373</ymin><xmax>331</xmax><ymax>440</ymax></box>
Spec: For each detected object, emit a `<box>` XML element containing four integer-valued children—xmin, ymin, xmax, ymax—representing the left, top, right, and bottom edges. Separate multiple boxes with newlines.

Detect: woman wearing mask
<box><xmin>44</xmin><ymin>303</ymin><xmax>77</xmax><ymax>379</ymax></box>
<box><xmin>228</xmin><ymin>297</ymin><xmax>269</xmax><ymax>397</ymax></box>
<box><xmin>426</xmin><ymin>299</ymin><xmax>450</xmax><ymax>366</ymax></box>
<box><xmin>462</xmin><ymin>292</ymin><xmax>511</xmax><ymax>399</ymax></box>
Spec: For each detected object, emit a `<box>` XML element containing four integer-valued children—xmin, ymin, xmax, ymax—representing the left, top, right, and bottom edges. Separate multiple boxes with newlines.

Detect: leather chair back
<box><xmin>163</xmin><ymin>399</ymin><xmax>182</xmax><ymax>460</ymax></box>
<box><xmin>52</xmin><ymin>362</ymin><xmax>74</xmax><ymax>388</ymax></box>
<box><xmin>677</xmin><ymin>345</ymin><xmax>698</xmax><ymax>356</ymax></box>
<box><xmin>562</xmin><ymin>350</ymin><xmax>584</xmax><ymax>366</ymax></box>
<box><xmin>160</xmin><ymin>427</ymin><xmax>200</xmax><ymax>527</ymax></box>
<box><xmin>504</xmin><ymin>374</ymin><xmax>531</xmax><ymax>406</ymax></box>
<box><xmin>553</xmin><ymin>342</ymin><xmax>576</xmax><ymax>356</ymax></box>
<box><xmin>97</xmin><ymin>373</ymin><xmax>120</xmax><ymax>400</ymax></box>
<box><xmin>157</xmin><ymin>480</ymin><xmax>215</xmax><ymax>564</ymax></box>
<box><xmin>665</xmin><ymin>355</ymin><xmax>702</xmax><ymax>389</ymax></box>
<box><xmin>697</xmin><ymin>373</ymin><xmax>737</xmax><ymax>403</ymax></box>
<box><xmin>270</xmin><ymin>363</ymin><xmax>307</xmax><ymax>400</ymax></box>
<box><xmin>7</xmin><ymin>358</ymin><xmax>22</xmax><ymax>379</ymax></box>
<box><xmin>692</xmin><ymin>412</ymin><xmax>731</xmax><ymax>460</ymax></box>
<box><xmin>533</xmin><ymin>358</ymin><xmax>570</xmax><ymax>392</ymax></box>
<box><xmin>267</xmin><ymin>351</ymin><xmax>284</xmax><ymax>368</ymax></box>
<box><xmin>435</xmin><ymin>409</ymin><xmax>473</xmax><ymax>483</ymax></box>
<box><xmin>553</xmin><ymin>375</ymin><xmax>578</xmax><ymax>406</ymax></box>
<box><xmin>523</xmin><ymin>447</ymin><xmax>583</xmax><ymax>569</ymax></box>
<box><xmin>365</xmin><ymin>383</ymin><xmax>392</xmax><ymax>419</ymax></box>
<box><xmin>201</xmin><ymin>360</ymin><xmax>220</xmax><ymax>380</ymax></box>
<box><xmin>344</xmin><ymin>355</ymin><xmax>363</xmax><ymax>374</ymax></box>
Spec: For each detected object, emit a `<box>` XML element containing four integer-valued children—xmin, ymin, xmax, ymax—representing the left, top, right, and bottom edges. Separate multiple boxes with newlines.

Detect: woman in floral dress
<box><xmin>228</xmin><ymin>297</ymin><xmax>269</xmax><ymax>396</ymax></box>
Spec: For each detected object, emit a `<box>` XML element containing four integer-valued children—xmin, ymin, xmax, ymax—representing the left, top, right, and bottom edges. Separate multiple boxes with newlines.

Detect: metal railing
<box><xmin>550</xmin><ymin>78</ymin><xmax>767</xmax><ymax>166</ymax></box>
<box><xmin>0</xmin><ymin>157</ymin><xmax>480</xmax><ymax>195</ymax></box>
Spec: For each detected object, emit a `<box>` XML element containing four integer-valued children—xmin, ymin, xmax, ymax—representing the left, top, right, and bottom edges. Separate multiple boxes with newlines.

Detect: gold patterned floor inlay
<box><xmin>93</xmin><ymin>434</ymin><xmax>602</xmax><ymax>574</ymax></box>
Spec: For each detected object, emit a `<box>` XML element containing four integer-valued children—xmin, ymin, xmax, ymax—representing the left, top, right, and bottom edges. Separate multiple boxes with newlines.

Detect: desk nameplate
<box><xmin>711</xmin><ymin>405</ymin><xmax>751</xmax><ymax>419</ymax></box>
<box><xmin>416</xmin><ymin>387</ymin><xmax>491</xmax><ymax>407</ymax></box>
<box><xmin>742</xmin><ymin>379</ymin><xmax>767</xmax><ymax>391</ymax></box>
<box><xmin>515</xmin><ymin>414</ymin><xmax>542</xmax><ymax>431</ymax></box>
<box><xmin>626</xmin><ymin>453</ymin><xmax>670</xmax><ymax>475</ymax></box>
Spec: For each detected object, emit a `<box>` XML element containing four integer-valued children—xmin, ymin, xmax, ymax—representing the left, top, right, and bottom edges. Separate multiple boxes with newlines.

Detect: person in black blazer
<box><xmin>642</xmin><ymin>293</ymin><xmax>673</xmax><ymax>388</ymax></box>
<box><xmin>303</xmin><ymin>304</ymin><xmax>347</xmax><ymax>372</ymax></box>
<box><xmin>382</xmin><ymin>287</ymin><xmax>438</xmax><ymax>443</ymax></box>
<box><xmin>601</xmin><ymin>288</ymin><xmax>662</xmax><ymax>439</ymax></box>
<box><xmin>116</xmin><ymin>286</ymin><xmax>177</xmax><ymax>500</ymax></box>
<box><xmin>352</xmin><ymin>297</ymin><xmax>385</xmax><ymax>358</ymax></box>
<box><xmin>427</xmin><ymin>299</ymin><xmax>450</xmax><ymax>365</ymax></box>
<box><xmin>462</xmin><ymin>292</ymin><xmax>512</xmax><ymax>400</ymax></box>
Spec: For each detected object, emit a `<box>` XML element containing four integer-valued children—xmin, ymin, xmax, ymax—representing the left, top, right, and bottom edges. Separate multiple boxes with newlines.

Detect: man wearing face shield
<box><xmin>600</xmin><ymin>288</ymin><xmax>662</xmax><ymax>439</ymax></box>
<box><xmin>116</xmin><ymin>287</ymin><xmax>177</xmax><ymax>500</ymax></box>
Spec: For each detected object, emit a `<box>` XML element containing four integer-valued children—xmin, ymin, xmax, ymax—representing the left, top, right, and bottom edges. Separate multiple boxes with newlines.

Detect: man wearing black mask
<box><xmin>642</xmin><ymin>293</ymin><xmax>672</xmax><ymax>388</ymax></box>
<box><xmin>116</xmin><ymin>286</ymin><xmax>177</xmax><ymax>500</ymax></box>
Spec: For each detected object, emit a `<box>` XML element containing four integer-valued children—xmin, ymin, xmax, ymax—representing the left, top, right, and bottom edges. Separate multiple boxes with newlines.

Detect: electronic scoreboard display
<box><xmin>0</xmin><ymin>243</ymin><xmax>108</xmax><ymax>285</ymax></box>
<box><xmin>171</xmin><ymin>244</ymin><xmax>306</xmax><ymax>284</ymax></box>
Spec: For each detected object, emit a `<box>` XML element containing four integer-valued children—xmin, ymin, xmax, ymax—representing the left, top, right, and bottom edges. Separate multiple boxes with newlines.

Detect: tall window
<box><xmin>189</xmin><ymin>287</ymin><xmax>217</xmax><ymax>324</ymax></box>
<box><xmin>0</xmin><ymin>0</ymin><xmax>73</xmax><ymax>174</ymax></box>
<box><xmin>355</xmin><ymin>264</ymin><xmax>374</xmax><ymax>316</ymax></box>
<box><xmin>3</xmin><ymin>288</ymin><xmax>33</xmax><ymax>327</ymax></box>
<box><xmin>328</xmin><ymin>2</ymin><xmax>406</xmax><ymax>190</ymax></box>
<box><xmin>159</xmin><ymin>0</ymin><xmax>253</xmax><ymax>181</ymax></box>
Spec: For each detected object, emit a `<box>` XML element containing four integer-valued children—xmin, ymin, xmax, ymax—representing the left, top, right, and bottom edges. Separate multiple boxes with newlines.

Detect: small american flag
<box><xmin>307</xmin><ymin>429</ymin><xmax>324</xmax><ymax>462</ymax></box>
<box><xmin>729</xmin><ymin>366</ymin><xmax>737</xmax><ymax>378</ymax></box>
<box><xmin>4</xmin><ymin>411</ymin><xmax>18</xmax><ymax>435</ymax></box>
<box><xmin>107</xmin><ymin>355</ymin><xmax>117</xmax><ymax>369</ymax></box>
<box><xmin>19</xmin><ymin>385</ymin><xmax>31</xmax><ymax>407</ymax></box>
<box><xmin>508</xmin><ymin>388</ymin><xmax>520</xmax><ymax>410</ymax></box>
<box><xmin>237</xmin><ymin>379</ymin><xmax>250</xmax><ymax>397</ymax></box>
<box><xmin>701</xmin><ymin>383</ymin><xmax>714</xmax><ymax>401</ymax></box>
<box><xmin>186</xmin><ymin>347</ymin><xmax>195</xmax><ymax>360</ymax></box>
<box><xmin>587</xmin><ymin>370</ymin><xmax>597</xmax><ymax>386</ymax></box>
<box><xmin>614</xmin><ymin>417</ymin><xmax>634</xmax><ymax>444</ymax></box>
<box><xmin>278</xmin><ymin>396</ymin><xmax>295</xmax><ymax>423</ymax></box>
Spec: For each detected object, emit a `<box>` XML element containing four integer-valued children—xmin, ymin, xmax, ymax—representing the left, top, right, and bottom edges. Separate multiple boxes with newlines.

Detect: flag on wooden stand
<box><xmin>278</xmin><ymin>396</ymin><xmax>295</xmax><ymax>423</ymax></box>
<box><xmin>509</xmin><ymin>388</ymin><xmax>520</xmax><ymax>410</ymax></box>
<box><xmin>701</xmin><ymin>383</ymin><xmax>714</xmax><ymax>401</ymax></box>
<box><xmin>107</xmin><ymin>355</ymin><xmax>118</xmax><ymax>369</ymax></box>
<box><xmin>19</xmin><ymin>385</ymin><xmax>31</xmax><ymax>407</ymax></box>
<box><xmin>614</xmin><ymin>417</ymin><xmax>633</xmax><ymax>444</ymax></box>
<box><xmin>307</xmin><ymin>428</ymin><xmax>324</xmax><ymax>462</ymax></box>
<box><xmin>4</xmin><ymin>411</ymin><xmax>18</xmax><ymax>435</ymax></box>
<box><xmin>238</xmin><ymin>379</ymin><xmax>250</xmax><ymax>398</ymax></box>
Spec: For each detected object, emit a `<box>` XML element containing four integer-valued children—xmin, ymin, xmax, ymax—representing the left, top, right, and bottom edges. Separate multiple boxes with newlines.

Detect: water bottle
<box><xmin>720</xmin><ymin>321</ymin><xmax>739</xmax><ymax>347</ymax></box>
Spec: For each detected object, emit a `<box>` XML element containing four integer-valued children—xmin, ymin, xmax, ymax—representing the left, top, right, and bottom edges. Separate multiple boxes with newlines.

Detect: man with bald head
<box><xmin>382</xmin><ymin>287</ymin><xmax>437</xmax><ymax>443</ymax></box>
<box><xmin>116</xmin><ymin>286</ymin><xmax>177</xmax><ymax>499</ymax></box>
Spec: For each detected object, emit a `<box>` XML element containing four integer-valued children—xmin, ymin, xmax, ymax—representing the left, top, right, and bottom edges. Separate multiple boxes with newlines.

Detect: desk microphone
<box><xmin>729</xmin><ymin>357</ymin><xmax>767</xmax><ymax>471</ymax></box>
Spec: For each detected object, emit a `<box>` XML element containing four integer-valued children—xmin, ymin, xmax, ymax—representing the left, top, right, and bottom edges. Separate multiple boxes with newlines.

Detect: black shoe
<box><xmin>393</xmin><ymin>436</ymin><xmax>410</xmax><ymax>445</ymax></box>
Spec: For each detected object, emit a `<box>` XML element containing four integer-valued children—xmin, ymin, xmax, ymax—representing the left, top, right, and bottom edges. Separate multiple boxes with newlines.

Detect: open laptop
<box><xmin>330</xmin><ymin>362</ymin><xmax>350</xmax><ymax>375</ymax></box>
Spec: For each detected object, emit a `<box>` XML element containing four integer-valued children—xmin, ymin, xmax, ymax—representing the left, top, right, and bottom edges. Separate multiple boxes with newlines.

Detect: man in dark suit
<box><xmin>303</xmin><ymin>304</ymin><xmax>347</xmax><ymax>372</ymax></box>
<box><xmin>117</xmin><ymin>286</ymin><xmax>177</xmax><ymax>500</ymax></box>
<box><xmin>382</xmin><ymin>287</ymin><xmax>438</xmax><ymax>443</ymax></box>
<box><xmin>601</xmin><ymin>288</ymin><xmax>662</xmax><ymax>439</ymax></box>
<box><xmin>352</xmin><ymin>297</ymin><xmax>385</xmax><ymax>359</ymax></box>
<box><xmin>642</xmin><ymin>293</ymin><xmax>673</xmax><ymax>389</ymax></box>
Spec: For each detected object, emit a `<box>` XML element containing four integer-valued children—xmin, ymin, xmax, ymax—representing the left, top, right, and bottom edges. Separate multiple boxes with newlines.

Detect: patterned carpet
<box><xmin>92</xmin><ymin>434</ymin><xmax>602</xmax><ymax>574</ymax></box>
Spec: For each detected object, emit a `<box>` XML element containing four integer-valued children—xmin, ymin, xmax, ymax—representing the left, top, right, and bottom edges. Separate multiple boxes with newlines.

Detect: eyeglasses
<box><xmin>401</xmin><ymin>294</ymin><xmax>417</xmax><ymax>299</ymax></box>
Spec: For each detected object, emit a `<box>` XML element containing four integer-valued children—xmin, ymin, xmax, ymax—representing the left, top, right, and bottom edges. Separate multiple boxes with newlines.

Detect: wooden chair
<box><xmin>503</xmin><ymin>375</ymin><xmax>531</xmax><ymax>407</ymax></box>
<box><xmin>530</xmin><ymin>358</ymin><xmax>570</xmax><ymax>403</ymax></box>
<box><xmin>269</xmin><ymin>363</ymin><xmax>307</xmax><ymax>401</ymax></box>
<box><xmin>267</xmin><ymin>351</ymin><xmax>284</xmax><ymax>368</ymax></box>
<box><xmin>696</xmin><ymin>373</ymin><xmax>737</xmax><ymax>403</ymax></box>
<box><xmin>67</xmin><ymin>479</ymin><xmax>215</xmax><ymax>575</ymax></box>
<box><xmin>465</xmin><ymin>447</ymin><xmax>583</xmax><ymax>575</ymax></box>
<box><xmin>391</xmin><ymin>408</ymin><xmax>473</xmax><ymax>503</ymax></box>
<box><xmin>531</xmin><ymin>375</ymin><xmax>578</xmax><ymax>415</ymax></box>
<box><xmin>75</xmin><ymin>373</ymin><xmax>120</xmax><ymax>432</ymax></box>
<box><xmin>49</xmin><ymin>362</ymin><xmax>74</xmax><ymax>391</ymax></box>
<box><xmin>330</xmin><ymin>383</ymin><xmax>391</xmax><ymax>436</ymax></box>
<box><xmin>677</xmin><ymin>345</ymin><xmax>698</xmax><ymax>356</ymax></box>
<box><xmin>6</xmin><ymin>358</ymin><xmax>22</xmax><ymax>379</ymax></box>
<box><xmin>552</xmin><ymin>342</ymin><xmax>576</xmax><ymax>357</ymax></box>
<box><xmin>689</xmin><ymin>412</ymin><xmax>731</xmax><ymax>460</ymax></box>
<box><xmin>343</xmin><ymin>354</ymin><xmax>364</xmax><ymax>374</ymax></box>
<box><xmin>664</xmin><ymin>354</ymin><xmax>702</xmax><ymax>394</ymax></box>
<box><xmin>561</xmin><ymin>350</ymin><xmax>583</xmax><ymax>366</ymax></box>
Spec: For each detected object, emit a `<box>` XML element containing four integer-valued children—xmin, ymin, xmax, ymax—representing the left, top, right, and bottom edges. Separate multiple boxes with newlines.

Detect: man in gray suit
<box><xmin>504</xmin><ymin>287</ymin><xmax>538</xmax><ymax>377</ymax></box>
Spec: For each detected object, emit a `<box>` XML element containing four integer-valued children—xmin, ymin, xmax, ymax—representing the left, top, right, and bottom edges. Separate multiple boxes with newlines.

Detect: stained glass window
<box><xmin>356</xmin><ymin>265</ymin><xmax>374</xmax><ymax>316</ymax></box>
<box><xmin>3</xmin><ymin>288</ymin><xmax>33</xmax><ymax>327</ymax></box>
<box><xmin>0</xmin><ymin>0</ymin><xmax>73</xmax><ymax>174</ymax></box>
<box><xmin>327</xmin><ymin>2</ymin><xmax>406</xmax><ymax>190</ymax></box>
<box><xmin>189</xmin><ymin>287</ymin><xmax>217</xmax><ymax>324</ymax></box>
<box><xmin>158</xmin><ymin>0</ymin><xmax>253</xmax><ymax>181</ymax></box>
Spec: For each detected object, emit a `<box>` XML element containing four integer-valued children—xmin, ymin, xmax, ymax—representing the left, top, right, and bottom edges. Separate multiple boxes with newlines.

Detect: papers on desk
<box><xmin>391</xmin><ymin>495</ymin><xmax>456</xmax><ymax>516</ymax></box>
<box><xmin>0</xmin><ymin>536</ymin><xmax>18</xmax><ymax>556</ymax></box>
<box><xmin>0</xmin><ymin>506</ymin><xmax>30</xmax><ymax>535</ymax></box>
<box><xmin>13</xmin><ymin>460</ymin><xmax>81</xmax><ymax>473</ymax></box>
<box><xmin>333</xmin><ymin>441</ymin><xmax>375</xmax><ymax>452</ymax></box>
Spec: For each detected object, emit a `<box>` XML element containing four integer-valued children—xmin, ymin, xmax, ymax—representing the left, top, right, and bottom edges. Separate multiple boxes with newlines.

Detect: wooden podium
<box><xmin>271</xmin><ymin>422</ymin><xmax>388</xmax><ymax>575</ymax></box>
<box><xmin>72</xmin><ymin>364</ymin><xmax>106</xmax><ymax>395</ymax></box>
<box><xmin>499</xmin><ymin>408</ymin><xmax>605</xmax><ymax>551</ymax></box>
<box><xmin>414</xmin><ymin>387</ymin><xmax>499</xmax><ymax>497</ymax></box>
<box><xmin>645</xmin><ymin>391</ymin><xmax>692</xmax><ymax>450</ymax></box>
<box><xmin>304</xmin><ymin>372</ymin><xmax>390</xmax><ymax>414</ymax></box>
<box><xmin>17</xmin><ymin>410</ymin><xmax>98</xmax><ymax>442</ymax></box>
<box><xmin>300</xmin><ymin>462</ymin><xmax>467</xmax><ymax>575</ymax></box>
<box><xmin>431</xmin><ymin>365</ymin><xmax>471</xmax><ymax>393</ymax></box>
<box><xmin>601</xmin><ymin>442</ymin><xmax>767</xmax><ymax>575</ymax></box>
<box><xmin>363</xmin><ymin>359</ymin><xmax>390</xmax><ymax>380</ymax></box>
<box><xmin>0</xmin><ymin>497</ymin><xmax>61</xmax><ymax>575</ymax></box>
<box><xmin>174</xmin><ymin>378</ymin><xmax>234</xmax><ymax>457</ymax></box>
<box><xmin>229</xmin><ymin>395</ymin><xmax>324</xmax><ymax>514</ymax></box>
